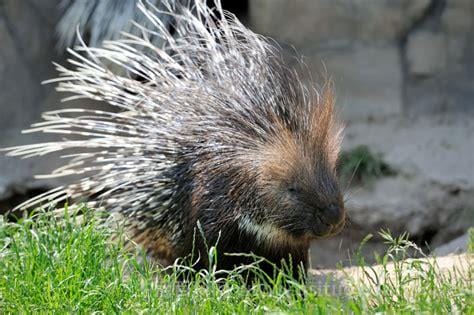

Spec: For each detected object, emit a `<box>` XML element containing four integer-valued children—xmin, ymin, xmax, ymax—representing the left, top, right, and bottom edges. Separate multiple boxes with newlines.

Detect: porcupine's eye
<box><xmin>287</xmin><ymin>184</ymin><xmax>300</xmax><ymax>196</ymax></box>
<box><xmin>286</xmin><ymin>185</ymin><xmax>305</xmax><ymax>206</ymax></box>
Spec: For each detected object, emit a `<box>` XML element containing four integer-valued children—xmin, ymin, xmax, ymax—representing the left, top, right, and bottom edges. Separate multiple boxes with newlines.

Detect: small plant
<box><xmin>338</xmin><ymin>145</ymin><xmax>394</xmax><ymax>186</ymax></box>
<box><xmin>348</xmin><ymin>230</ymin><xmax>473</xmax><ymax>313</ymax></box>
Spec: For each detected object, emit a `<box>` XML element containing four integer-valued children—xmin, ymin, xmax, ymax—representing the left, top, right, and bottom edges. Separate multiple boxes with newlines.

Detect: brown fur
<box><xmin>258</xmin><ymin>86</ymin><xmax>342</xmax><ymax>198</ymax></box>
<box><xmin>133</xmin><ymin>229</ymin><xmax>176</xmax><ymax>266</ymax></box>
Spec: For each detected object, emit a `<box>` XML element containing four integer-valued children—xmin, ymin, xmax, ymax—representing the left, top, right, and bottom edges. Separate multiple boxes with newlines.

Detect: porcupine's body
<box><xmin>4</xmin><ymin>0</ymin><xmax>345</xmax><ymax>276</ymax></box>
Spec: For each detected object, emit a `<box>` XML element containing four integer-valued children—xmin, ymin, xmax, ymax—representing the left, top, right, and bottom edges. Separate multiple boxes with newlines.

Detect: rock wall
<box><xmin>0</xmin><ymin>0</ymin><xmax>109</xmax><ymax>205</ymax></box>
<box><xmin>0</xmin><ymin>0</ymin><xmax>64</xmax><ymax>203</ymax></box>
<box><xmin>250</xmin><ymin>0</ymin><xmax>474</xmax><ymax>120</ymax></box>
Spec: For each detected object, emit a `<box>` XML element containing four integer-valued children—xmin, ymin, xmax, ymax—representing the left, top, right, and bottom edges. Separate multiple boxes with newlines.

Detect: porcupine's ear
<box><xmin>309</xmin><ymin>83</ymin><xmax>343</xmax><ymax>169</ymax></box>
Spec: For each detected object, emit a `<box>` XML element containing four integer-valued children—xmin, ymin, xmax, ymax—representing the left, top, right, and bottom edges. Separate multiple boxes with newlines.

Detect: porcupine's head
<box><xmin>220</xmin><ymin>81</ymin><xmax>345</xmax><ymax>251</ymax></box>
<box><xmin>256</xmin><ymin>87</ymin><xmax>345</xmax><ymax>241</ymax></box>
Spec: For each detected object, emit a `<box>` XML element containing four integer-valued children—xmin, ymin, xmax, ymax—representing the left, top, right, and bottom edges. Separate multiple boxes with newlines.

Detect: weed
<box><xmin>338</xmin><ymin>145</ymin><xmax>395</xmax><ymax>186</ymax></box>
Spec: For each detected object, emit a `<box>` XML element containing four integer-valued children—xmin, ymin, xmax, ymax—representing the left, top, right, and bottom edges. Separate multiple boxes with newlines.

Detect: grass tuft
<box><xmin>348</xmin><ymin>230</ymin><xmax>473</xmax><ymax>313</ymax></box>
<box><xmin>338</xmin><ymin>145</ymin><xmax>395</xmax><ymax>186</ymax></box>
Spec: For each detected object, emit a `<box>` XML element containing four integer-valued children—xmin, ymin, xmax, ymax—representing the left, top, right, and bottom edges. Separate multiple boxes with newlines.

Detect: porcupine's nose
<box><xmin>322</xmin><ymin>203</ymin><xmax>345</xmax><ymax>226</ymax></box>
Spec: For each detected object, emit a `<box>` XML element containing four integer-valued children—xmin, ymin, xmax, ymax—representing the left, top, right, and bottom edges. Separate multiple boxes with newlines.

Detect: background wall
<box><xmin>0</xmin><ymin>0</ymin><xmax>62</xmax><ymax>205</ymax></box>
<box><xmin>0</xmin><ymin>0</ymin><xmax>472</xmax><ymax>267</ymax></box>
<box><xmin>251</xmin><ymin>0</ymin><xmax>474</xmax><ymax>120</ymax></box>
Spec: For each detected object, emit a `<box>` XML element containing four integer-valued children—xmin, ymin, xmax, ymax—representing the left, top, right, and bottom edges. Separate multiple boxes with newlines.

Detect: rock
<box><xmin>336</xmin><ymin>115</ymin><xmax>473</xmax><ymax>252</ymax></box>
<box><xmin>249</xmin><ymin>0</ymin><xmax>431</xmax><ymax>47</ymax></box>
<box><xmin>404</xmin><ymin>0</ymin><xmax>474</xmax><ymax>115</ymax></box>
<box><xmin>0</xmin><ymin>0</ymin><xmax>61</xmax><ymax>131</ymax></box>
<box><xmin>26</xmin><ymin>0</ymin><xmax>60</xmax><ymax>26</ymax></box>
<box><xmin>442</xmin><ymin>6</ymin><xmax>473</xmax><ymax>34</ymax></box>
<box><xmin>309</xmin><ymin>254</ymin><xmax>472</xmax><ymax>295</ymax></box>
<box><xmin>0</xmin><ymin>1</ymin><xmax>71</xmax><ymax>206</ymax></box>
<box><xmin>250</xmin><ymin>0</ymin><xmax>474</xmax><ymax>117</ymax></box>
<box><xmin>299</xmin><ymin>44</ymin><xmax>402</xmax><ymax>122</ymax></box>
<box><xmin>404</xmin><ymin>76</ymin><xmax>446</xmax><ymax>116</ymax></box>
<box><xmin>309</xmin><ymin>114</ymin><xmax>474</xmax><ymax>267</ymax></box>
<box><xmin>441</xmin><ymin>0</ymin><xmax>473</xmax><ymax>32</ymax></box>
<box><xmin>310</xmin><ymin>228</ymin><xmax>390</xmax><ymax>268</ymax></box>
<box><xmin>434</xmin><ymin>234</ymin><xmax>469</xmax><ymax>256</ymax></box>
<box><xmin>2</xmin><ymin>0</ymin><xmax>59</xmax><ymax>77</ymax></box>
<box><xmin>406</xmin><ymin>31</ymin><xmax>447</xmax><ymax>76</ymax></box>
<box><xmin>0</xmin><ymin>17</ymin><xmax>43</xmax><ymax>132</ymax></box>
<box><xmin>344</xmin><ymin>176</ymin><xmax>473</xmax><ymax>237</ymax></box>
<box><xmin>345</xmin><ymin>115</ymin><xmax>474</xmax><ymax>189</ymax></box>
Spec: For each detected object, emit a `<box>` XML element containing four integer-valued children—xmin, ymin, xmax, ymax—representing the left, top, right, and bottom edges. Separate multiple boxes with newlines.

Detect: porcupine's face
<box><xmin>256</xmin><ymin>88</ymin><xmax>345</xmax><ymax>243</ymax></box>
<box><xmin>271</xmin><ymin>158</ymin><xmax>345</xmax><ymax>239</ymax></box>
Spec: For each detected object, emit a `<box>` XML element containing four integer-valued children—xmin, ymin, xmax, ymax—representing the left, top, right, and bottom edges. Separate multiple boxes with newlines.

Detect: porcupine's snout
<box><xmin>310</xmin><ymin>202</ymin><xmax>346</xmax><ymax>237</ymax></box>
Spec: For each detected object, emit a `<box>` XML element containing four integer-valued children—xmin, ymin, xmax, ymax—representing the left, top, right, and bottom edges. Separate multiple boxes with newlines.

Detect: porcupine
<box><xmin>4</xmin><ymin>0</ymin><xmax>346</xmax><ymax>277</ymax></box>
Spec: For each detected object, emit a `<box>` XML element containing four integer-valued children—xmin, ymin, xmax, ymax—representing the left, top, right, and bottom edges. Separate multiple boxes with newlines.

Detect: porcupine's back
<box><xmin>4</xmin><ymin>0</ymin><xmax>344</xmax><ymax>270</ymax></box>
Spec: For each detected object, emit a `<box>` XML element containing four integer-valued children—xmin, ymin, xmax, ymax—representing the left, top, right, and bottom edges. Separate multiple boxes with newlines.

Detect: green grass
<box><xmin>0</xmin><ymin>207</ymin><xmax>472</xmax><ymax>314</ymax></box>
<box><xmin>338</xmin><ymin>145</ymin><xmax>395</xmax><ymax>186</ymax></box>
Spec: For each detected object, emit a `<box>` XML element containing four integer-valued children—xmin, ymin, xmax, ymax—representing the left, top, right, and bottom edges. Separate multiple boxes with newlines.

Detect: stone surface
<box><xmin>343</xmin><ymin>115</ymin><xmax>474</xmax><ymax>237</ymax></box>
<box><xmin>344</xmin><ymin>115</ymin><xmax>474</xmax><ymax>189</ymax></box>
<box><xmin>406</xmin><ymin>31</ymin><xmax>447</xmax><ymax>76</ymax></box>
<box><xmin>404</xmin><ymin>0</ymin><xmax>474</xmax><ymax>115</ymax></box>
<box><xmin>434</xmin><ymin>233</ymin><xmax>469</xmax><ymax>256</ymax></box>
<box><xmin>0</xmin><ymin>0</ymin><xmax>66</xmax><ymax>204</ymax></box>
<box><xmin>252</xmin><ymin>0</ymin><xmax>474</xmax><ymax>118</ymax></box>
<box><xmin>442</xmin><ymin>5</ymin><xmax>473</xmax><ymax>34</ymax></box>
<box><xmin>249</xmin><ymin>0</ymin><xmax>431</xmax><ymax>46</ymax></box>
<box><xmin>309</xmin><ymin>228</ymin><xmax>391</xmax><ymax>268</ymax></box>
<box><xmin>0</xmin><ymin>17</ymin><xmax>43</xmax><ymax>131</ymax></box>
<box><xmin>0</xmin><ymin>0</ymin><xmax>61</xmax><ymax>130</ymax></box>
<box><xmin>310</xmin><ymin>114</ymin><xmax>474</xmax><ymax>267</ymax></box>
<box><xmin>345</xmin><ymin>176</ymin><xmax>473</xmax><ymax>236</ymax></box>
<box><xmin>302</xmin><ymin>44</ymin><xmax>402</xmax><ymax>121</ymax></box>
<box><xmin>309</xmin><ymin>254</ymin><xmax>472</xmax><ymax>296</ymax></box>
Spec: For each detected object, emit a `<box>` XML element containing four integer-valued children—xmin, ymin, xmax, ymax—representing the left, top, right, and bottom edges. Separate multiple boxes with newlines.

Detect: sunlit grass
<box><xmin>0</xmin><ymin>207</ymin><xmax>472</xmax><ymax>313</ymax></box>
